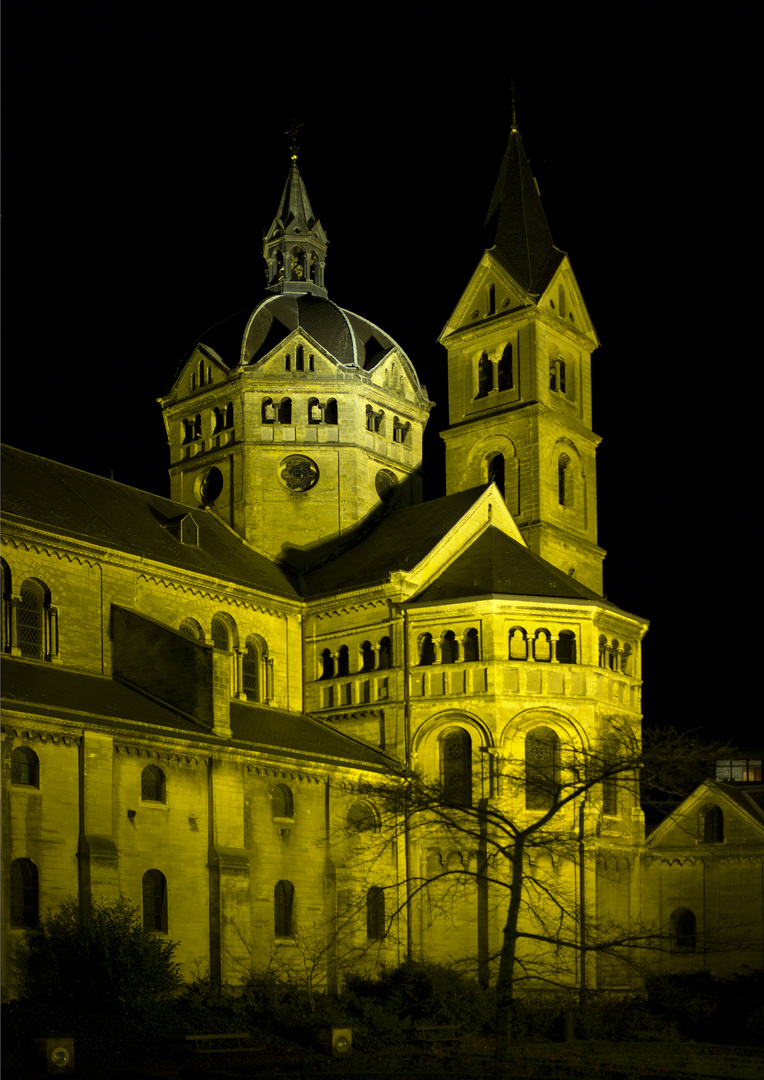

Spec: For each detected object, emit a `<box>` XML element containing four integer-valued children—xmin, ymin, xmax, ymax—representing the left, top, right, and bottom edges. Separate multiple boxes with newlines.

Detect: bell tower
<box><xmin>263</xmin><ymin>126</ymin><xmax>328</xmax><ymax>298</ymax></box>
<box><xmin>439</xmin><ymin>115</ymin><xmax>604</xmax><ymax>593</ymax></box>
<box><xmin>158</xmin><ymin>139</ymin><xmax>432</xmax><ymax>569</ymax></box>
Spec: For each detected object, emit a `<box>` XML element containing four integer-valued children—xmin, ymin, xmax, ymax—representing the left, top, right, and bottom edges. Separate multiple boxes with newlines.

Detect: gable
<box><xmin>647</xmin><ymin>780</ymin><xmax>764</xmax><ymax>849</ymax></box>
<box><xmin>540</xmin><ymin>259</ymin><xmax>599</xmax><ymax>346</ymax></box>
<box><xmin>438</xmin><ymin>254</ymin><xmax>534</xmax><ymax>344</ymax></box>
<box><xmin>369</xmin><ymin>348</ymin><xmax>422</xmax><ymax>401</ymax></box>
<box><xmin>167</xmin><ymin>344</ymin><xmax>231</xmax><ymax>401</ymax></box>
<box><xmin>247</xmin><ymin>327</ymin><xmax>336</xmax><ymax>376</ymax></box>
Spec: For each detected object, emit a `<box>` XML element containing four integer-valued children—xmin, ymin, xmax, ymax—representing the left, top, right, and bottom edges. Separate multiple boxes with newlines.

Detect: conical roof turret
<box><xmin>484</xmin><ymin>119</ymin><xmax>564</xmax><ymax>296</ymax></box>
<box><xmin>263</xmin><ymin>141</ymin><xmax>328</xmax><ymax>298</ymax></box>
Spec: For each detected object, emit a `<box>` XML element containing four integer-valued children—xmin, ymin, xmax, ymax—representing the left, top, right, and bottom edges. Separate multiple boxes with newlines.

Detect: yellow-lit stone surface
<box><xmin>3</xmin><ymin>132</ymin><xmax>761</xmax><ymax>1002</ymax></box>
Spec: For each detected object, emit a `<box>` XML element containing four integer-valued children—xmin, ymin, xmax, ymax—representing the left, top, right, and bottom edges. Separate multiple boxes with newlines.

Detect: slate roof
<box><xmin>1</xmin><ymin>445</ymin><xmax>300</xmax><ymax>599</ymax></box>
<box><xmin>299</xmin><ymin>487</ymin><xmax>487</xmax><ymax>597</ymax></box>
<box><xmin>484</xmin><ymin>126</ymin><xmax>565</xmax><ymax>297</ymax></box>
<box><xmin>1</xmin><ymin>657</ymin><xmax>397</xmax><ymax>771</ymax></box>
<box><xmin>412</xmin><ymin>525</ymin><xmax>609</xmax><ymax>605</ymax></box>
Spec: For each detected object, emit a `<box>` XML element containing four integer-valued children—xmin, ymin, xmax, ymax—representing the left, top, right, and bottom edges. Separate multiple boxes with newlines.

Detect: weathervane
<box><xmin>286</xmin><ymin>120</ymin><xmax>304</xmax><ymax>162</ymax></box>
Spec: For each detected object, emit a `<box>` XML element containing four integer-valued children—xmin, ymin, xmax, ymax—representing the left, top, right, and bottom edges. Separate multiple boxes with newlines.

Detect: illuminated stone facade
<box><xmin>3</xmin><ymin>130</ymin><xmax>762</xmax><ymax>1000</ymax></box>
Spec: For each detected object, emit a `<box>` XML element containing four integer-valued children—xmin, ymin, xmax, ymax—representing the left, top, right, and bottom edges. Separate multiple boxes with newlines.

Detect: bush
<box><xmin>13</xmin><ymin>895</ymin><xmax>182</xmax><ymax>1010</ymax></box>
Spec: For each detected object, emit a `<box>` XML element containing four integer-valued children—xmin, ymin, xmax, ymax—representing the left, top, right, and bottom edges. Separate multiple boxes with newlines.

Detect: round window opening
<box><xmin>375</xmin><ymin>469</ymin><xmax>398</xmax><ymax>504</ymax></box>
<box><xmin>280</xmin><ymin>455</ymin><xmax>319</xmax><ymax>491</ymax></box>
<box><xmin>197</xmin><ymin>466</ymin><xmax>223</xmax><ymax>505</ymax></box>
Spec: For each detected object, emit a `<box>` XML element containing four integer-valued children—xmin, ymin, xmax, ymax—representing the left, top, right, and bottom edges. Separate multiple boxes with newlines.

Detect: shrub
<box><xmin>13</xmin><ymin>895</ymin><xmax>181</xmax><ymax>1010</ymax></box>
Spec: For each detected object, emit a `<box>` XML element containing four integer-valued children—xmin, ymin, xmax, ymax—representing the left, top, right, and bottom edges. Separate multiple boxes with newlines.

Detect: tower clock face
<box><xmin>280</xmin><ymin>455</ymin><xmax>319</xmax><ymax>491</ymax></box>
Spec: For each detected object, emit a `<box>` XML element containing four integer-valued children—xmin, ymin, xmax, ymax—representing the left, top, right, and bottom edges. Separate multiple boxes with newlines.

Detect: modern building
<box><xmin>3</xmin><ymin>124</ymin><xmax>761</xmax><ymax>999</ymax></box>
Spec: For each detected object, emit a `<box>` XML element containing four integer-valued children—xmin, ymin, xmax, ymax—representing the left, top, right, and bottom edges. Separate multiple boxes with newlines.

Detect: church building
<box><xmin>3</xmin><ymin>122</ymin><xmax>762</xmax><ymax>998</ymax></box>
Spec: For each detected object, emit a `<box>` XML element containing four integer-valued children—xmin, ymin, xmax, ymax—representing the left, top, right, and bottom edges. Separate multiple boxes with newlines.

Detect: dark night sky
<box><xmin>2</xmin><ymin>5</ymin><xmax>758</xmax><ymax>745</ymax></box>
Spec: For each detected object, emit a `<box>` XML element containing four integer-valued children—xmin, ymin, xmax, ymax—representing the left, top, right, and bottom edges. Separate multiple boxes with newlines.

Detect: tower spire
<box><xmin>483</xmin><ymin>121</ymin><xmax>561</xmax><ymax>297</ymax></box>
<box><xmin>263</xmin><ymin>125</ymin><xmax>328</xmax><ymax>298</ymax></box>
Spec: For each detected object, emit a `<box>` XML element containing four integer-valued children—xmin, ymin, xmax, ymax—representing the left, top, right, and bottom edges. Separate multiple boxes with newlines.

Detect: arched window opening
<box><xmin>198</xmin><ymin>360</ymin><xmax>205</xmax><ymax>387</ymax></box>
<box><xmin>285</xmin><ymin>353</ymin><xmax>292</xmax><ymax>371</ymax></box>
<box><xmin>377</xmin><ymin>636</ymin><xmax>391</xmax><ymax>669</ymax></box>
<box><xmin>463</xmin><ymin>628</ymin><xmax>480</xmax><ymax>662</ymax></box>
<box><xmin>509</xmin><ymin>627</ymin><xmax>528</xmax><ymax>661</ymax></box>
<box><xmin>608</xmin><ymin>640</ymin><xmax>619</xmax><ymax>672</ymax></box>
<box><xmin>10</xmin><ymin>858</ymin><xmax>38</xmax><ymax>928</ymax></box>
<box><xmin>487</xmin><ymin>454</ymin><xmax>505</xmax><ymax>497</ymax></box>
<box><xmin>179</xmin><ymin>618</ymin><xmax>203</xmax><ymax>640</ymax></box>
<box><xmin>272</xmin><ymin>784</ymin><xmax>294</xmax><ymax>819</ymax></box>
<box><xmin>558</xmin><ymin>454</ymin><xmax>573</xmax><ymax>507</ymax></box>
<box><xmin>419</xmin><ymin>633</ymin><xmax>435</xmax><ymax>666</ymax></box>
<box><xmin>533</xmin><ymin>629</ymin><xmax>552</xmax><ymax>662</ymax></box>
<box><xmin>141</xmin><ymin>764</ymin><xmax>165</xmax><ymax>802</ymax></box>
<box><xmin>143</xmin><ymin>869</ymin><xmax>168</xmax><ymax>933</ymax></box>
<box><xmin>550</xmin><ymin>357</ymin><xmax>566</xmax><ymax>393</ymax></box>
<box><xmin>291</xmin><ymin>247</ymin><xmax>305</xmax><ymax>281</ymax></box>
<box><xmin>275</xmin><ymin>880</ymin><xmax>295</xmax><ymax>937</ymax></box>
<box><xmin>278</xmin><ymin>397</ymin><xmax>292</xmax><ymax>424</ymax></box>
<box><xmin>393</xmin><ymin>418</ymin><xmax>410</xmax><ymax>444</ymax></box>
<box><xmin>498</xmin><ymin>344</ymin><xmax>513</xmax><ymax>390</ymax></box>
<box><xmin>620</xmin><ymin>643</ymin><xmax>633</xmax><ymax>676</ymax></box>
<box><xmin>558</xmin><ymin>285</ymin><xmax>566</xmax><ymax>318</ymax></box>
<box><xmin>213</xmin><ymin>407</ymin><xmax>224</xmax><ymax>433</ymax></box>
<box><xmin>296</xmin><ymin>345</ymin><xmax>304</xmax><ymax>371</ymax></box>
<box><xmin>701</xmin><ymin>805</ymin><xmax>724</xmax><ymax>843</ymax></box>
<box><xmin>440</xmin><ymin>727</ymin><xmax>472</xmax><ymax>806</ymax></box>
<box><xmin>18</xmin><ymin>580</ymin><xmax>46</xmax><ymax>659</ymax></box>
<box><xmin>374</xmin><ymin>410</ymin><xmax>384</xmax><ymax>434</ymax></box>
<box><xmin>337</xmin><ymin>644</ymin><xmax>350</xmax><ymax>676</ymax></box>
<box><xmin>308</xmin><ymin>398</ymin><xmax>322</xmax><ymax>424</ymax></box>
<box><xmin>320</xmin><ymin>649</ymin><xmax>335</xmax><ymax>679</ymax></box>
<box><xmin>476</xmin><ymin>352</ymin><xmax>492</xmax><ymax>398</ymax></box>
<box><xmin>242</xmin><ymin>640</ymin><xmax>260</xmax><ymax>701</ymax></box>
<box><xmin>366</xmin><ymin>405</ymin><xmax>375</xmax><ymax>431</ymax></box>
<box><xmin>486</xmin><ymin>283</ymin><xmax>496</xmax><ymax>316</ymax></box>
<box><xmin>525</xmin><ymin>727</ymin><xmax>560</xmax><ymax>810</ymax></box>
<box><xmin>426</xmin><ymin>850</ymin><xmax>443</xmax><ymax>877</ymax></box>
<box><xmin>347</xmin><ymin>801</ymin><xmax>377</xmax><ymax>833</ymax></box>
<box><xmin>367</xmin><ymin>886</ymin><xmax>385</xmax><ymax>940</ymax></box>
<box><xmin>360</xmin><ymin>641</ymin><xmax>375</xmax><ymax>672</ymax></box>
<box><xmin>211</xmin><ymin>616</ymin><xmax>231</xmax><ymax>652</ymax></box>
<box><xmin>556</xmin><ymin>630</ymin><xmax>577</xmax><ymax>664</ymax></box>
<box><xmin>324</xmin><ymin>399</ymin><xmax>338</xmax><ymax>425</ymax></box>
<box><xmin>601</xmin><ymin>737</ymin><xmax>618</xmax><ymax>816</ymax></box>
<box><xmin>11</xmin><ymin>746</ymin><xmax>39</xmax><ymax>787</ymax></box>
<box><xmin>441</xmin><ymin>630</ymin><xmax>458</xmax><ymax>664</ymax></box>
<box><xmin>671</xmin><ymin>908</ymin><xmax>697</xmax><ymax>951</ymax></box>
<box><xmin>262</xmin><ymin>398</ymin><xmax>276</xmax><ymax>423</ymax></box>
<box><xmin>309</xmin><ymin>354</ymin><xmax>315</xmax><ymax>372</ymax></box>
<box><xmin>225</xmin><ymin>402</ymin><xmax>234</xmax><ymax>428</ymax></box>
<box><xmin>194</xmin><ymin>414</ymin><xmax>202</xmax><ymax>439</ymax></box>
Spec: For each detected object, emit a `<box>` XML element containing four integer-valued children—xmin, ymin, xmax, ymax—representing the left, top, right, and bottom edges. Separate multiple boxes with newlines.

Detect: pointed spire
<box><xmin>483</xmin><ymin>112</ymin><xmax>563</xmax><ymax>296</ymax></box>
<box><xmin>263</xmin><ymin>125</ymin><xmax>329</xmax><ymax>298</ymax></box>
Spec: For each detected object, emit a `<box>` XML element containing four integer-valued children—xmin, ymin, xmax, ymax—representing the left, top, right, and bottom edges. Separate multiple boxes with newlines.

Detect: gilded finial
<box><xmin>286</xmin><ymin>119</ymin><xmax>304</xmax><ymax>162</ymax></box>
<box><xmin>511</xmin><ymin>82</ymin><xmax>518</xmax><ymax>132</ymax></box>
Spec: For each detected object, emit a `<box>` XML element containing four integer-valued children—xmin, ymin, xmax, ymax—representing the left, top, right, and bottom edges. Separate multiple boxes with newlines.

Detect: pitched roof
<box><xmin>484</xmin><ymin>126</ymin><xmax>565</xmax><ymax>296</ymax></box>
<box><xmin>411</xmin><ymin>525</ymin><xmax>608</xmax><ymax>605</ymax></box>
<box><xmin>1</xmin><ymin>657</ymin><xmax>397</xmax><ymax>771</ymax></box>
<box><xmin>299</xmin><ymin>487</ymin><xmax>487</xmax><ymax>597</ymax></box>
<box><xmin>1</xmin><ymin>444</ymin><xmax>300</xmax><ymax>599</ymax></box>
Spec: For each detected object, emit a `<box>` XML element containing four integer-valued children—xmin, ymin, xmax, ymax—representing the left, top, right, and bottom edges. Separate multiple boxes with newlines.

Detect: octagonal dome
<box><xmin>196</xmin><ymin>293</ymin><xmax>407</xmax><ymax>373</ymax></box>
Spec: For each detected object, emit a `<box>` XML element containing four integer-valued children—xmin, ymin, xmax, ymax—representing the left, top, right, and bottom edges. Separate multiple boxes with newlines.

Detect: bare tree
<box><xmin>346</xmin><ymin>724</ymin><xmax>728</xmax><ymax>1080</ymax></box>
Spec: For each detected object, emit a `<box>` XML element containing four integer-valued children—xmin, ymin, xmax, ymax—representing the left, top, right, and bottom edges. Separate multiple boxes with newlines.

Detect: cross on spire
<box><xmin>285</xmin><ymin>120</ymin><xmax>304</xmax><ymax>162</ymax></box>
